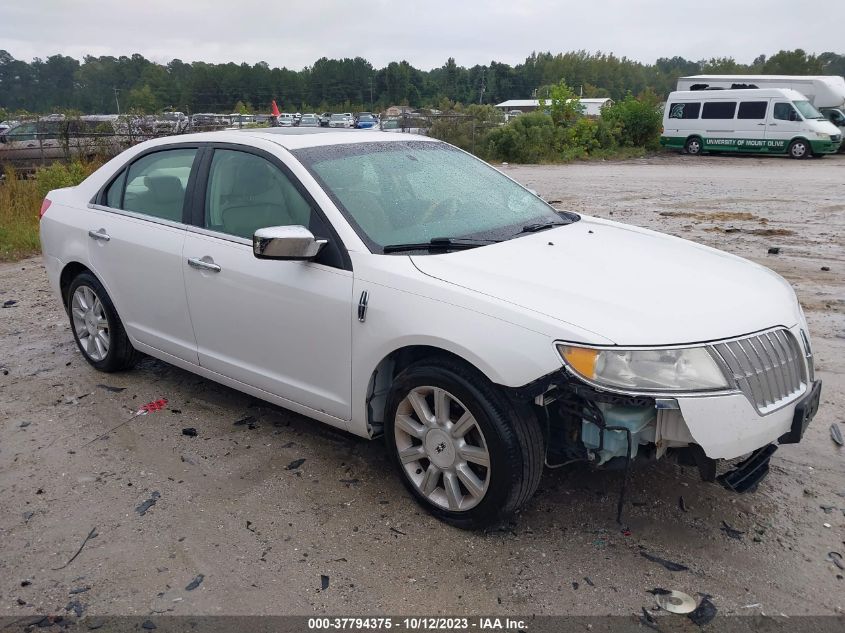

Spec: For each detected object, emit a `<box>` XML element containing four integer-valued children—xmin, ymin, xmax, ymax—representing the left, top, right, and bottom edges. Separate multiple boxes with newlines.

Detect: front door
<box><xmin>766</xmin><ymin>100</ymin><xmax>804</xmax><ymax>154</ymax></box>
<box><xmin>182</xmin><ymin>146</ymin><xmax>354</xmax><ymax>421</ymax></box>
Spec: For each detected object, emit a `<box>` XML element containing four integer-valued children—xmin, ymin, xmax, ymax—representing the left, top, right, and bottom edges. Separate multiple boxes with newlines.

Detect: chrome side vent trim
<box><xmin>710</xmin><ymin>329</ymin><xmax>806</xmax><ymax>414</ymax></box>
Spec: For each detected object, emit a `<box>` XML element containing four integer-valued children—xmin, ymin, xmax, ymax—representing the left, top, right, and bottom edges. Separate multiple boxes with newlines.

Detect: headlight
<box><xmin>814</xmin><ymin>132</ymin><xmax>831</xmax><ymax>139</ymax></box>
<box><xmin>557</xmin><ymin>344</ymin><xmax>730</xmax><ymax>392</ymax></box>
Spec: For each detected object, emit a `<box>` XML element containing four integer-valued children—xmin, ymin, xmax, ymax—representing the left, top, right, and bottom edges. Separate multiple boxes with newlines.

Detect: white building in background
<box><xmin>494</xmin><ymin>97</ymin><xmax>613</xmax><ymax>117</ymax></box>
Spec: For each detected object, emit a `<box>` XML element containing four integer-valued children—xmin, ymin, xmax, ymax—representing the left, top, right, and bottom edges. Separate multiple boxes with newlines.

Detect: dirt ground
<box><xmin>1</xmin><ymin>153</ymin><xmax>843</xmax><ymax>621</ymax></box>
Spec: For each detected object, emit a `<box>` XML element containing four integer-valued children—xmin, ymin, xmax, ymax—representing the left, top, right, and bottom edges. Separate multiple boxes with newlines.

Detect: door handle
<box><xmin>769</xmin><ymin>123</ymin><xmax>777</xmax><ymax>126</ymax></box>
<box><xmin>187</xmin><ymin>257</ymin><xmax>221</xmax><ymax>273</ymax></box>
<box><xmin>757</xmin><ymin>123</ymin><xmax>766</xmax><ymax>126</ymax></box>
<box><xmin>88</xmin><ymin>229</ymin><xmax>111</xmax><ymax>242</ymax></box>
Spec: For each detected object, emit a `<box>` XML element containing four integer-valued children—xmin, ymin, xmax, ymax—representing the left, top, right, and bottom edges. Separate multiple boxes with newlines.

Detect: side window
<box><xmin>104</xmin><ymin>170</ymin><xmax>126</xmax><ymax>208</ymax></box>
<box><xmin>701</xmin><ymin>102</ymin><xmax>737</xmax><ymax>119</ymax></box>
<box><xmin>205</xmin><ymin>149</ymin><xmax>313</xmax><ymax>239</ymax></box>
<box><xmin>773</xmin><ymin>102</ymin><xmax>798</xmax><ymax>121</ymax></box>
<box><xmin>737</xmin><ymin>101</ymin><xmax>767</xmax><ymax>119</ymax></box>
<box><xmin>122</xmin><ymin>149</ymin><xmax>197</xmax><ymax>222</ymax></box>
<box><xmin>668</xmin><ymin>102</ymin><xmax>701</xmax><ymax>119</ymax></box>
<box><xmin>8</xmin><ymin>122</ymin><xmax>38</xmax><ymax>141</ymax></box>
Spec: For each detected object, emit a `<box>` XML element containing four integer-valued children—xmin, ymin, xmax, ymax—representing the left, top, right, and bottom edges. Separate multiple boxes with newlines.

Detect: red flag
<box><xmin>271</xmin><ymin>100</ymin><xmax>280</xmax><ymax>117</ymax></box>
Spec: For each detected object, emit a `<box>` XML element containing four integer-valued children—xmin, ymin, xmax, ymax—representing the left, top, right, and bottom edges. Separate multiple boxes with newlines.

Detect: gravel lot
<box><xmin>1</xmin><ymin>153</ymin><xmax>843</xmax><ymax>621</ymax></box>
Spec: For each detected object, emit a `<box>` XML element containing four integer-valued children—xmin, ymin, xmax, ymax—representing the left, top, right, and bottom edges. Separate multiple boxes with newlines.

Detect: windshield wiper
<box><xmin>515</xmin><ymin>221</ymin><xmax>567</xmax><ymax>235</ymax></box>
<box><xmin>382</xmin><ymin>237</ymin><xmax>496</xmax><ymax>253</ymax></box>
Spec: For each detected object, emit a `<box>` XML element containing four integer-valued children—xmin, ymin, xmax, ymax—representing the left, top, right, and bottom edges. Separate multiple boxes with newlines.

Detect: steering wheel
<box><xmin>419</xmin><ymin>197</ymin><xmax>460</xmax><ymax>225</ymax></box>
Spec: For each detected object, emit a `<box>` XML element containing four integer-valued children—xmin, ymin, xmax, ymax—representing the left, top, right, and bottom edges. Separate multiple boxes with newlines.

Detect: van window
<box><xmin>773</xmin><ymin>103</ymin><xmax>799</xmax><ymax>121</ymax></box>
<box><xmin>737</xmin><ymin>102</ymin><xmax>767</xmax><ymax>120</ymax></box>
<box><xmin>702</xmin><ymin>102</ymin><xmax>737</xmax><ymax>119</ymax></box>
<box><xmin>668</xmin><ymin>103</ymin><xmax>701</xmax><ymax>119</ymax></box>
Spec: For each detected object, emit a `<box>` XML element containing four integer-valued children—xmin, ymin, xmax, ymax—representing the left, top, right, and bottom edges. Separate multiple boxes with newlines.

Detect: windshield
<box><xmin>359</xmin><ymin>115</ymin><xmax>375</xmax><ymax>121</ymax></box>
<box><xmin>294</xmin><ymin>141</ymin><xmax>576</xmax><ymax>252</ymax></box>
<box><xmin>330</xmin><ymin>114</ymin><xmax>346</xmax><ymax>121</ymax></box>
<box><xmin>793</xmin><ymin>100</ymin><xmax>824</xmax><ymax>120</ymax></box>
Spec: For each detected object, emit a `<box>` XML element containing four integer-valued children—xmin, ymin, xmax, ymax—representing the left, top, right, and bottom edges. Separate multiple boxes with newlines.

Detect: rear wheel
<box><xmin>788</xmin><ymin>139</ymin><xmax>810</xmax><ymax>159</ymax></box>
<box><xmin>67</xmin><ymin>272</ymin><xmax>139</xmax><ymax>372</ymax></box>
<box><xmin>384</xmin><ymin>358</ymin><xmax>544</xmax><ymax>529</ymax></box>
<box><xmin>684</xmin><ymin>136</ymin><xmax>703</xmax><ymax>156</ymax></box>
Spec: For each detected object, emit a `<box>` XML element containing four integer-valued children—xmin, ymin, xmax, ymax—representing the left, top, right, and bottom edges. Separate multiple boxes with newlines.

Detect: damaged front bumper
<box><xmin>513</xmin><ymin>326</ymin><xmax>821</xmax><ymax>487</ymax></box>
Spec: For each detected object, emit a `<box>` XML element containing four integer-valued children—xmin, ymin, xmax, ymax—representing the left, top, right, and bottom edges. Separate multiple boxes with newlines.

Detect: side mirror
<box><xmin>253</xmin><ymin>225</ymin><xmax>327</xmax><ymax>261</ymax></box>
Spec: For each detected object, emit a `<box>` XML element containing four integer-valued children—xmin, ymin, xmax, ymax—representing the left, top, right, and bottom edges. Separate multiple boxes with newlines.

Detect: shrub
<box><xmin>601</xmin><ymin>91</ymin><xmax>663</xmax><ymax>148</ymax></box>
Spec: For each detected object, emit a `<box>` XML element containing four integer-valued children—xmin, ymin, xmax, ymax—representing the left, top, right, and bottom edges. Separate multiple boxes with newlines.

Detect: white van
<box><xmin>661</xmin><ymin>88</ymin><xmax>842</xmax><ymax>158</ymax></box>
<box><xmin>677</xmin><ymin>75</ymin><xmax>845</xmax><ymax>143</ymax></box>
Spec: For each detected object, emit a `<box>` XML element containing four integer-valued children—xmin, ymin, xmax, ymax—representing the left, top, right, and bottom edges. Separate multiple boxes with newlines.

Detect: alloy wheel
<box><xmin>71</xmin><ymin>285</ymin><xmax>110</xmax><ymax>361</ymax></box>
<box><xmin>394</xmin><ymin>386</ymin><xmax>491</xmax><ymax>511</ymax></box>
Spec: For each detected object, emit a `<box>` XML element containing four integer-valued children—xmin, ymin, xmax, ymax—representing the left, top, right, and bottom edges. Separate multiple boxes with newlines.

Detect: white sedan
<box><xmin>40</xmin><ymin>129</ymin><xmax>820</xmax><ymax>528</ymax></box>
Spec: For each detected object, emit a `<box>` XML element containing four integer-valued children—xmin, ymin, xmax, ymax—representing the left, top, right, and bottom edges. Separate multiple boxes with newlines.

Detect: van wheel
<box><xmin>684</xmin><ymin>137</ymin><xmax>703</xmax><ymax>155</ymax></box>
<box><xmin>788</xmin><ymin>139</ymin><xmax>810</xmax><ymax>159</ymax></box>
<box><xmin>384</xmin><ymin>358</ymin><xmax>544</xmax><ymax>529</ymax></box>
<box><xmin>66</xmin><ymin>272</ymin><xmax>139</xmax><ymax>372</ymax></box>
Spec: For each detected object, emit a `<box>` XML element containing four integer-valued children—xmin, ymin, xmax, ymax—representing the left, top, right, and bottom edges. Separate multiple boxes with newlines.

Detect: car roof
<box><xmin>138</xmin><ymin>128</ymin><xmax>436</xmax><ymax>151</ymax></box>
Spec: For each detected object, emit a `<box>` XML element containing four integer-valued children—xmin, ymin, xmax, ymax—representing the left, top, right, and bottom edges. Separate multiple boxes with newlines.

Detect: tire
<box><xmin>684</xmin><ymin>136</ymin><xmax>703</xmax><ymax>156</ymax></box>
<box><xmin>788</xmin><ymin>139</ymin><xmax>810</xmax><ymax>159</ymax></box>
<box><xmin>66</xmin><ymin>271</ymin><xmax>139</xmax><ymax>372</ymax></box>
<box><xmin>384</xmin><ymin>357</ymin><xmax>544</xmax><ymax>529</ymax></box>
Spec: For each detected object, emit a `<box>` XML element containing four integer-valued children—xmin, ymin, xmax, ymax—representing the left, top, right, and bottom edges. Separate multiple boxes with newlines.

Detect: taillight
<box><xmin>39</xmin><ymin>198</ymin><xmax>51</xmax><ymax>219</ymax></box>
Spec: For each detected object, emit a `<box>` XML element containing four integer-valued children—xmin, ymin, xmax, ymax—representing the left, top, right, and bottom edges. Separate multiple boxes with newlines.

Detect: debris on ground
<box><xmin>135</xmin><ymin>491</ymin><xmax>161</xmax><ymax>516</ymax></box>
<box><xmin>389</xmin><ymin>527</ymin><xmax>406</xmax><ymax>535</ymax></box>
<box><xmin>679</xmin><ymin>496</ymin><xmax>688</xmax><ymax>512</ymax></box>
<box><xmin>820</xmin><ymin>505</ymin><xmax>835</xmax><ymax>514</ymax></box>
<box><xmin>640</xmin><ymin>551</ymin><xmax>689</xmax><ymax>572</ymax></box>
<box><xmin>639</xmin><ymin>607</ymin><xmax>659</xmax><ymax>631</ymax></box>
<box><xmin>651</xmin><ymin>588</ymin><xmax>696</xmax><ymax>614</ymax></box>
<box><xmin>688</xmin><ymin>595</ymin><xmax>718</xmax><ymax>626</ymax></box>
<box><xmin>185</xmin><ymin>574</ymin><xmax>204</xmax><ymax>591</ymax></box>
<box><xmin>96</xmin><ymin>384</ymin><xmax>126</xmax><ymax>393</ymax></box>
<box><xmin>139</xmin><ymin>398</ymin><xmax>168</xmax><ymax>414</ymax></box>
<box><xmin>831</xmin><ymin>424</ymin><xmax>844</xmax><ymax>447</ymax></box>
<box><xmin>65</xmin><ymin>599</ymin><xmax>85</xmax><ymax>617</ymax></box>
<box><xmin>3</xmin><ymin>299</ymin><xmax>18</xmax><ymax>308</ymax></box>
<box><xmin>182</xmin><ymin>427</ymin><xmax>198</xmax><ymax>437</ymax></box>
<box><xmin>584</xmin><ymin>576</ymin><xmax>595</xmax><ymax>587</ymax></box>
<box><xmin>321</xmin><ymin>574</ymin><xmax>330</xmax><ymax>590</ymax></box>
<box><xmin>141</xmin><ymin>620</ymin><xmax>157</xmax><ymax>630</ymax></box>
<box><xmin>286</xmin><ymin>458</ymin><xmax>306</xmax><ymax>471</ymax></box>
<box><xmin>828</xmin><ymin>552</ymin><xmax>844</xmax><ymax>571</ymax></box>
<box><xmin>821</xmin><ymin>266</ymin><xmax>831</xmax><ymax>272</ymax></box>
<box><xmin>720</xmin><ymin>521</ymin><xmax>745</xmax><ymax>540</ymax></box>
<box><xmin>69</xmin><ymin>586</ymin><xmax>91</xmax><ymax>595</ymax></box>
<box><xmin>767</xmin><ymin>247</ymin><xmax>780</xmax><ymax>255</ymax></box>
<box><xmin>572</xmin><ymin>581</ymin><xmax>579</xmax><ymax>590</ymax></box>
<box><xmin>19</xmin><ymin>421</ymin><xmax>30</xmax><ymax>428</ymax></box>
<box><xmin>234</xmin><ymin>415</ymin><xmax>257</xmax><ymax>429</ymax></box>
<box><xmin>52</xmin><ymin>527</ymin><xmax>98</xmax><ymax>570</ymax></box>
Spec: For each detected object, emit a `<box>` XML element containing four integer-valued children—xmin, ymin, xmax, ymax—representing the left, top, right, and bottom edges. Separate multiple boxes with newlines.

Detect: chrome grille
<box><xmin>710</xmin><ymin>330</ymin><xmax>806</xmax><ymax>414</ymax></box>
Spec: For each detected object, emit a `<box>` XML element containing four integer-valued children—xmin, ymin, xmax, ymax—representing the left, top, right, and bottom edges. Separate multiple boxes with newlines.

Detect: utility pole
<box><xmin>479</xmin><ymin>69</ymin><xmax>486</xmax><ymax>104</ymax></box>
<box><xmin>113</xmin><ymin>88</ymin><xmax>121</xmax><ymax>115</ymax></box>
<box><xmin>369</xmin><ymin>76</ymin><xmax>374</xmax><ymax>113</ymax></box>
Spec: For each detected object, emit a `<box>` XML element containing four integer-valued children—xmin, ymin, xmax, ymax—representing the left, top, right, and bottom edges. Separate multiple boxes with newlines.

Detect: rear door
<box><xmin>182</xmin><ymin>145</ymin><xmax>354</xmax><ymax>421</ymax></box>
<box><xmin>700</xmin><ymin>100</ymin><xmax>738</xmax><ymax>151</ymax></box>
<box><xmin>87</xmin><ymin>145</ymin><xmax>202</xmax><ymax>363</ymax></box>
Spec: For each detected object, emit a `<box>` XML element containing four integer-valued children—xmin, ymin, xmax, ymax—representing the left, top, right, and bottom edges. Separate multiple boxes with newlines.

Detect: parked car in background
<box><xmin>299</xmin><ymin>114</ymin><xmax>320</xmax><ymax>127</ymax></box>
<box><xmin>277</xmin><ymin>113</ymin><xmax>295</xmax><ymax>127</ymax></box>
<box><xmin>39</xmin><ymin>129</ymin><xmax>820</xmax><ymax>529</ymax></box>
<box><xmin>380</xmin><ymin>117</ymin><xmax>427</xmax><ymax>135</ymax></box>
<box><xmin>0</xmin><ymin>115</ymin><xmax>126</xmax><ymax>169</ymax></box>
<box><xmin>319</xmin><ymin>112</ymin><xmax>332</xmax><ymax>127</ymax></box>
<box><xmin>0</xmin><ymin>120</ymin><xmax>18</xmax><ymax>135</ymax></box>
<box><xmin>356</xmin><ymin>113</ymin><xmax>379</xmax><ymax>129</ymax></box>
<box><xmin>329</xmin><ymin>113</ymin><xmax>354</xmax><ymax>128</ymax></box>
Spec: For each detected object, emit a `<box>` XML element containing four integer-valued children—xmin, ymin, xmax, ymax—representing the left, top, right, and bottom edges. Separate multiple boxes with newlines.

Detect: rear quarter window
<box><xmin>668</xmin><ymin>103</ymin><xmax>701</xmax><ymax>119</ymax></box>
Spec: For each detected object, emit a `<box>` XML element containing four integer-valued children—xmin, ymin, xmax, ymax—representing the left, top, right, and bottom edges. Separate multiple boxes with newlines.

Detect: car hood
<box><xmin>410</xmin><ymin>216</ymin><xmax>799</xmax><ymax>345</ymax></box>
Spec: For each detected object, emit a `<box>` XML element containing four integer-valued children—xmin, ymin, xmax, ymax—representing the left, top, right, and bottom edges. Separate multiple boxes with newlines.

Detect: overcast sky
<box><xmin>2</xmin><ymin>1</ymin><xmax>838</xmax><ymax>70</ymax></box>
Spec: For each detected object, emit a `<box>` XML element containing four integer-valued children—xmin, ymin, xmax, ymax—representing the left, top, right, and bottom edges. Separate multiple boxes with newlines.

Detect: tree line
<box><xmin>1</xmin><ymin>48</ymin><xmax>843</xmax><ymax>116</ymax></box>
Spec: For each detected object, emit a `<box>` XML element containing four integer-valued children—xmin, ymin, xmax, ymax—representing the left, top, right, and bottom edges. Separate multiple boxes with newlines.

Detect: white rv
<box><xmin>677</xmin><ymin>75</ymin><xmax>845</xmax><ymax>142</ymax></box>
<box><xmin>661</xmin><ymin>88</ymin><xmax>841</xmax><ymax>158</ymax></box>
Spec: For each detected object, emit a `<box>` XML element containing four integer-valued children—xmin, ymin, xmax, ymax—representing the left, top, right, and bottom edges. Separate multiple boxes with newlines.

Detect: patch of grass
<box><xmin>0</xmin><ymin>160</ymin><xmax>101</xmax><ymax>261</ymax></box>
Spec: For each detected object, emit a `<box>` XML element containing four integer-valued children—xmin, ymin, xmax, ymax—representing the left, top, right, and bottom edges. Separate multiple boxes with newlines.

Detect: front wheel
<box><xmin>788</xmin><ymin>139</ymin><xmax>811</xmax><ymax>159</ymax></box>
<box><xmin>384</xmin><ymin>358</ymin><xmax>544</xmax><ymax>529</ymax></box>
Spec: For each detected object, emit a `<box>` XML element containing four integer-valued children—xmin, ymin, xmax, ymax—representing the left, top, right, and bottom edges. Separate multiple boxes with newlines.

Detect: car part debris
<box><xmin>584</xmin><ymin>576</ymin><xmax>595</xmax><ymax>587</ymax></box>
<box><xmin>65</xmin><ymin>599</ymin><xmax>85</xmax><ymax>617</ymax></box>
<box><xmin>679</xmin><ymin>496</ymin><xmax>688</xmax><ymax>512</ymax></box>
<box><xmin>640</xmin><ymin>552</ymin><xmax>689</xmax><ymax>572</ymax></box>
<box><xmin>52</xmin><ymin>526</ymin><xmax>98</xmax><ymax>570</ymax></box>
<box><xmin>182</xmin><ymin>427</ymin><xmax>197</xmax><ymax>437</ymax></box>
<box><xmin>234</xmin><ymin>415</ymin><xmax>257</xmax><ymax>427</ymax></box>
<box><xmin>321</xmin><ymin>574</ymin><xmax>330</xmax><ymax>590</ymax></box>
<box><xmin>69</xmin><ymin>586</ymin><xmax>90</xmax><ymax>595</ymax></box>
<box><xmin>185</xmin><ymin>574</ymin><xmax>204</xmax><ymax>591</ymax></box>
<box><xmin>142</xmin><ymin>620</ymin><xmax>157</xmax><ymax>630</ymax></box>
<box><xmin>688</xmin><ymin>595</ymin><xmax>717</xmax><ymax>626</ymax></box>
<box><xmin>135</xmin><ymin>491</ymin><xmax>160</xmax><ymax>516</ymax></box>
<box><xmin>286</xmin><ymin>458</ymin><xmax>306</xmax><ymax>470</ymax></box>
<box><xmin>3</xmin><ymin>299</ymin><xmax>18</xmax><ymax>307</ymax></box>
<box><xmin>831</xmin><ymin>424</ymin><xmax>844</xmax><ymax>447</ymax></box>
<box><xmin>828</xmin><ymin>552</ymin><xmax>844</xmax><ymax>571</ymax></box>
<box><xmin>820</xmin><ymin>505</ymin><xmax>835</xmax><ymax>514</ymax></box>
<box><xmin>572</xmin><ymin>581</ymin><xmax>579</xmax><ymax>590</ymax></box>
<box><xmin>82</xmin><ymin>397</ymin><xmax>169</xmax><ymax>446</ymax></box>
<box><xmin>720</xmin><ymin>521</ymin><xmax>745</xmax><ymax>540</ymax></box>
<box><xmin>767</xmin><ymin>247</ymin><xmax>780</xmax><ymax>254</ymax></box>
<box><xmin>96</xmin><ymin>384</ymin><xmax>126</xmax><ymax>393</ymax></box>
<box><xmin>717</xmin><ymin>444</ymin><xmax>777</xmax><ymax>492</ymax></box>
<box><xmin>653</xmin><ymin>589</ymin><xmax>696</xmax><ymax>614</ymax></box>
